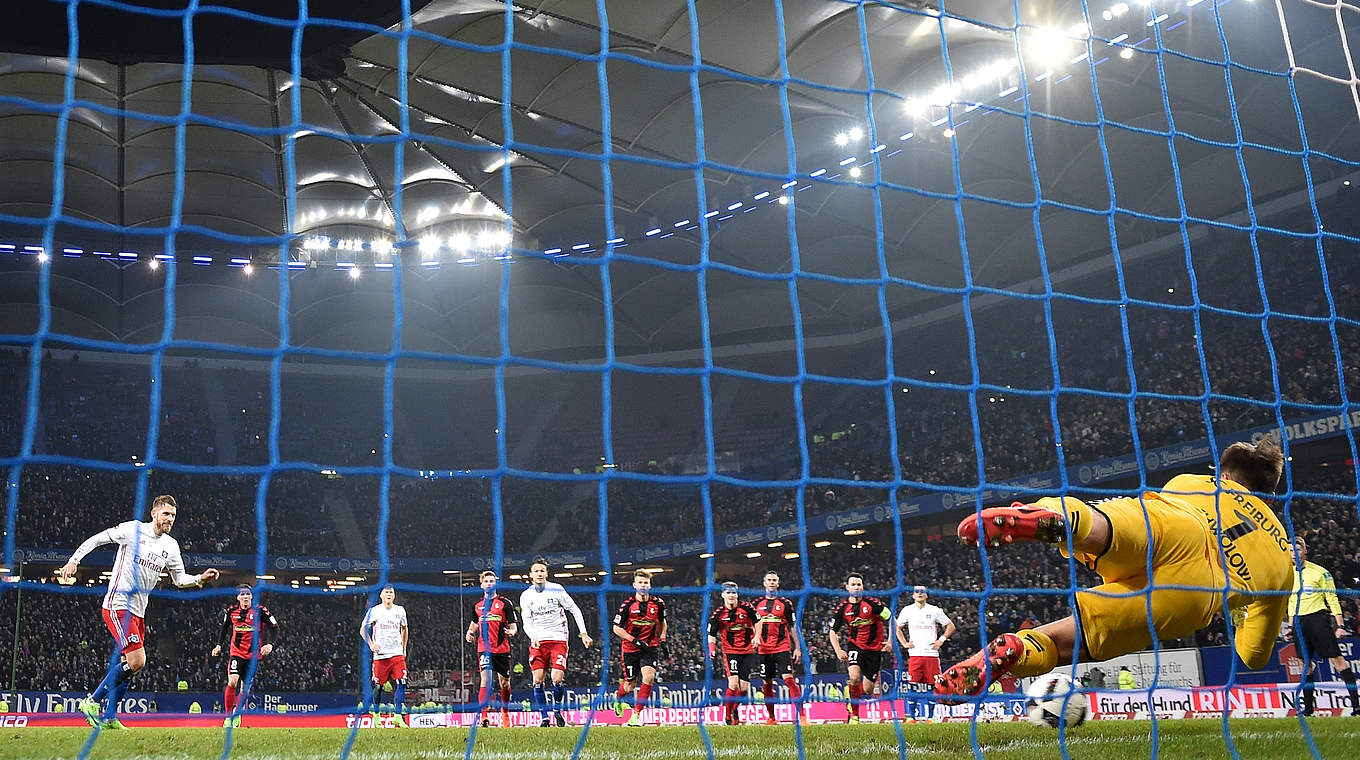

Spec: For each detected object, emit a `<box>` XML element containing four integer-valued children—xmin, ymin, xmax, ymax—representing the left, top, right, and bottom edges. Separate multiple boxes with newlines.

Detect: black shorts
<box><xmin>761</xmin><ymin>652</ymin><xmax>794</xmax><ymax>679</ymax></box>
<box><xmin>227</xmin><ymin>655</ymin><xmax>259</xmax><ymax>677</ymax></box>
<box><xmin>479</xmin><ymin>652</ymin><xmax>511</xmax><ymax>677</ymax></box>
<box><xmin>758</xmin><ymin>651</ymin><xmax>793</xmax><ymax>681</ymax></box>
<box><xmin>622</xmin><ymin>646</ymin><xmax>658</xmax><ymax>682</ymax></box>
<box><xmin>722</xmin><ymin>653</ymin><xmax>757</xmax><ymax>681</ymax></box>
<box><xmin>1298</xmin><ymin>610</ymin><xmax>1342</xmax><ymax>660</ymax></box>
<box><xmin>846</xmin><ymin>648</ymin><xmax>883</xmax><ymax>680</ymax></box>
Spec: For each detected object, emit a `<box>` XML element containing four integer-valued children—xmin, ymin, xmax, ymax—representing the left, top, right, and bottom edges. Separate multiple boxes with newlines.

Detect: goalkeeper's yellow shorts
<box><xmin>1067</xmin><ymin>496</ymin><xmax>1224</xmax><ymax>661</ymax></box>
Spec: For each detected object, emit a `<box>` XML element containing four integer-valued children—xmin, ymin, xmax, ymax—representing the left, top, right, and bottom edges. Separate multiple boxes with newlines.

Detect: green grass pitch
<box><xmin>3</xmin><ymin>721</ymin><xmax>1358</xmax><ymax>760</ymax></box>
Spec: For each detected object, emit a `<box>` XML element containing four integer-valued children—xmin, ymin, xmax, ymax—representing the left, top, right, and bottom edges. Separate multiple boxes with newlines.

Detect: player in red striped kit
<box><xmin>465</xmin><ymin>570</ymin><xmax>519</xmax><ymax>727</ymax></box>
<box><xmin>211</xmin><ymin>584</ymin><xmax>278</xmax><ymax>727</ymax></box>
<box><xmin>612</xmin><ymin>569</ymin><xmax>667</xmax><ymax>726</ymax></box>
<box><xmin>707</xmin><ymin>582</ymin><xmax>759</xmax><ymax>725</ymax></box>
<box><xmin>752</xmin><ymin>570</ymin><xmax>806</xmax><ymax>725</ymax></box>
<box><xmin>828</xmin><ymin>572</ymin><xmax>891</xmax><ymax>724</ymax></box>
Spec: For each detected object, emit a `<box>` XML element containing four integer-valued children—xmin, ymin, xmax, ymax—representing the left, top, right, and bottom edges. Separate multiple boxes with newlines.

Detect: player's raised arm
<box><xmin>165</xmin><ymin>546</ymin><xmax>217</xmax><ymax>589</ymax></box>
<box><xmin>59</xmin><ymin>523</ymin><xmax>131</xmax><ymax>578</ymax></box>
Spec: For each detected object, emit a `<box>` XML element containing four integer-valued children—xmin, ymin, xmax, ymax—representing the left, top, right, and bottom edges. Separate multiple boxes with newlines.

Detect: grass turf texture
<box><xmin>2</xmin><ymin>721</ymin><xmax>1358</xmax><ymax>759</ymax></box>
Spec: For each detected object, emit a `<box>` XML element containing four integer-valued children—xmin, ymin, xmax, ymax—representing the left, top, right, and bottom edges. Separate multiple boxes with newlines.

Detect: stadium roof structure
<box><xmin>0</xmin><ymin>0</ymin><xmax>1355</xmax><ymax>362</ymax></box>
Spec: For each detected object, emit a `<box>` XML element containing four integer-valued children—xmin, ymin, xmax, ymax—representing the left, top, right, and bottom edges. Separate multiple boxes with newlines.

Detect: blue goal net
<box><xmin>1</xmin><ymin>1</ymin><xmax>1358</xmax><ymax>759</ymax></box>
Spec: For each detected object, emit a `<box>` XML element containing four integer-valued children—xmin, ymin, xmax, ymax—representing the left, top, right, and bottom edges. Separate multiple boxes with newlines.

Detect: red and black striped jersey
<box><xmin>613</xmin><ymin>596</ymin><xmax>666</xmax><ymax>652</ymax></box>
<box><xmin>472</xmin><ymin>594</ymin><xmax>519</xmax><ymax>654</ymax></box>
<box><xmin>831</xmin><ymin>596</ymin><xmax>889</xmax><ymax>651</ymax></box>
<box><xmin>708</xmin><ymin>602</ymin><xmax>759</xmax><ymax>655</ymax></box>
<box><xmin>219</xmin><ymin>604</ymin><xmax>278</xmax><ymax>659</ymax></box>
<box><xmin>753</xmin><ymin>596</ymin><xmax>797</xmax><ymax>655</ymax></box>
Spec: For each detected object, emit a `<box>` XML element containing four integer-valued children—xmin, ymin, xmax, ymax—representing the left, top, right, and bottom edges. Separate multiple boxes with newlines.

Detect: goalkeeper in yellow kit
<box><xmin>935</xmin><ymin>436</ymin><xmax>1293</xmax><ymax>698</ymax></box>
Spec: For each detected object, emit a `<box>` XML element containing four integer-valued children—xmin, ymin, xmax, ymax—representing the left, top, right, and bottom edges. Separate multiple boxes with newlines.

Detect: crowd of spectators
<box><xmin>2</xmin><ymin>215</ymin><xmax>1359</xmax><ymax>698</ymax></box>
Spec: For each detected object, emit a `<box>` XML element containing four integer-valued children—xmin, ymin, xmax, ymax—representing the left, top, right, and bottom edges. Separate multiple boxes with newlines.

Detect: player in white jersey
<box><xmin>360</xmin><ymin>585</ymin><xmax>410</xmax><ymax>727</ymax></box>
<box><xmin>58</xmin><ymin>494</ymin><xmax>220</xmax><ymax>727</ymax></box>
<box><xmin>520</xmin><ymin>557</ymin><xmax>593</xmax><ymax>727</ymax></box>
<box><xmin>894</xmin><ymin>585</ymin><xmax>955</xmax><ymax>722</ymax></box>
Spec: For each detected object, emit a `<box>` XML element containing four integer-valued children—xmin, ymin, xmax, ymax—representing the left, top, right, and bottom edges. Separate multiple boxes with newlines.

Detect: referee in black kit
<box><xmin>1285</xmin><ymin>536</ymin><xmax>1359</xmax><ymax>717</ymax></box>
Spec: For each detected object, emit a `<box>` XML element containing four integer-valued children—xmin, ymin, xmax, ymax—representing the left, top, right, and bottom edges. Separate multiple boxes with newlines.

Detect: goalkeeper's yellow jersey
<box><xmin>1151</xmin><ymin>473</ymin><xmax>1293</xmax><ymax>668</ymax></box>
<box><xmin>1290</xmin><ymin>560</ymin><xmax>1343</xmax><ymax>617</ymax></box>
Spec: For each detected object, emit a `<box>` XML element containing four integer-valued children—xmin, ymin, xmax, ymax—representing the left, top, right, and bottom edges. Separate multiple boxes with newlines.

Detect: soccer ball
<box><xmin>1025</xmin><ymin>673</ymin><xmax>1087</xmax><ymax>728</ymax></box>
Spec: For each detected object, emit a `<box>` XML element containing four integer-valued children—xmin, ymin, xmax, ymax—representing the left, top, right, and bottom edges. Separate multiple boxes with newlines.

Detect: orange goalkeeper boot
<box><xmin>957</xmin><ymin>502</ymin><xmax>1067</xmax><ymax>547</ymax></box>
<box><xmin>933</xmin><ymin>633</ymin><xmax>1024</xmax><ymax>703</ymax></box>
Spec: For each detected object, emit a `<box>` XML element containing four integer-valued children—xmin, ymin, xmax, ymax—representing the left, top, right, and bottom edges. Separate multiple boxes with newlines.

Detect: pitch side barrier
<box><xmin>5</xmin><ymin>685</ymin><xmax>1355</xmax><ymax>726</ymax></box>
<box><xmin>15</xmin><ymin>408</ymin><xmax>1357</xmax><ymax>573</ymax></box>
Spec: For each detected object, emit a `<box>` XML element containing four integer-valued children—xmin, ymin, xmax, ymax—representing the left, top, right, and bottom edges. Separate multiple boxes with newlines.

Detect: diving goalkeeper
<box><xmin>935</xmin><ymin>436</ymin><xmax>1293</xmax><ymax>698</ymax></box>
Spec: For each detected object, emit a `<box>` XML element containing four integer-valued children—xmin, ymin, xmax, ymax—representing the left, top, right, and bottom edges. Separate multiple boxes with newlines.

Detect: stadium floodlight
<box><xmin>563</xmin><ymin>563</ymin><xmax>584</xmax><ymax>569</ymax></box>
<box><xmin>698</xmin><ymin>553</ymin><xmax>713</xmax><ymax>559</ymax></box>
<box><xmin>813</xmin><ymin>541</ymin><xmax>832</xmax><ymax>548</ymax></box>
<box><xmin>553</xmin><ymin>572</ymin><xmax>572</xmax><ymax>578</ymax></box>
<box><xmin>744</xmin><ymin>552</ymin><xmax>761</xmax><ymax>559</ymax></box>
<box><xmin>782</xmin><ymin>553</ymin><xmax>800</xmax><ymax>560</ymax></box>
<box><xmin>767</xmin><ymin>542</ymin><xmax>783</xmax><ymax>548</ymax></box>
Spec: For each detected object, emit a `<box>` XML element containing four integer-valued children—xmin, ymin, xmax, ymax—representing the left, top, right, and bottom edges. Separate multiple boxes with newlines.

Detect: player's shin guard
<box><xmin>533</xmin><ymin>683</ymin><xmax>546</xmax><ymax>714</ymax></box>
<box><xmin>500</xmin><ymin>687</ymin><xmax>511</xmax><ymax>711</ymax></box>
<box><xmin>635</xmin><ymin>682</ymin><xmax>652</xmax><ymax>711</ymax></box>
<box><xmin>724</xmin><ymin>689</ymin><xmax>737</xmax><ymax>722</ymax></box>
<box><xmin>91</xmin><ymin>660</ymin><xmax>132</xmax><ymax>703</ymax></box>
<box><xmin>224</xmin><ymin>685</ymin><xmax>237</xmax><ymax>715</ymax></box>
<box><xmin>847</xmin><ymin>682</ymin><xmax>862</xmax><ymax>717</ymax></box>
<box><xmin>394</xmin><ymin>680</ymin><xmax>406</xmax><ymax>714</ymax></box>
<box><xmin>763</xmin><ymin>682</ymin><xmax>776</xmax><ymax>719</ymax></box>
<box><xmin>1010</xmin><ymin>630</ymin><xmax>1059</xmax><ymax>678</ymax></box>
<box><xmin>553</xmin><ymin>684</ymin><xmax>565</xmax><ymax>714</ymax></box>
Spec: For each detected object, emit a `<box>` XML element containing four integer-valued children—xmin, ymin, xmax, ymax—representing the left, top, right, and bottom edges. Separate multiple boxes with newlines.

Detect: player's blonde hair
<box><xmin>633</xmin><ymin>569</ymin><xmax>652</xmax><ymax>581</ymax></box>
<box><xmin>151</xmin><ymin>494</ymin><xmax>177</xmax><ymax>512</ymax></box>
